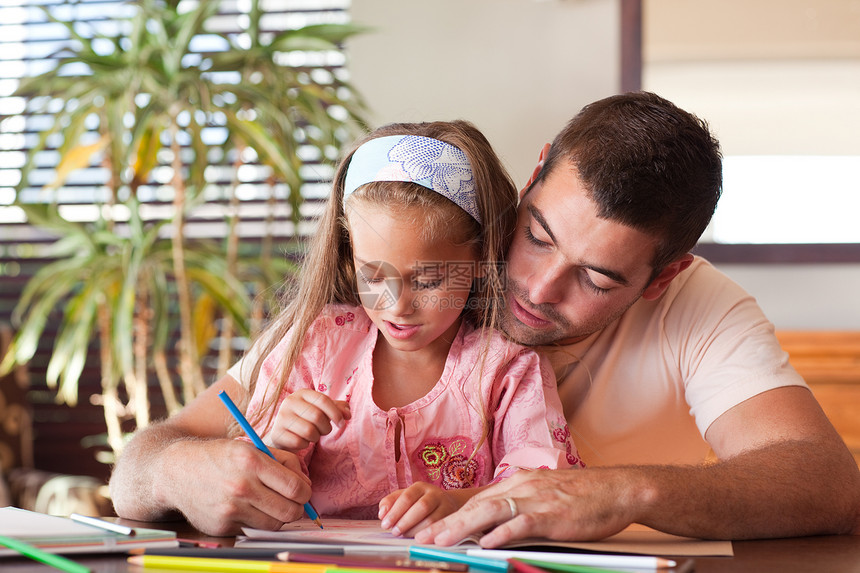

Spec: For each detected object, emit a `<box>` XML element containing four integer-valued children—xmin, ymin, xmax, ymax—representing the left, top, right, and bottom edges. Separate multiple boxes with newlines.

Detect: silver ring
<box><xmin>505</xmin><ymin>497</ymin><xmax>518</xmax><ymax>519</ymax></box>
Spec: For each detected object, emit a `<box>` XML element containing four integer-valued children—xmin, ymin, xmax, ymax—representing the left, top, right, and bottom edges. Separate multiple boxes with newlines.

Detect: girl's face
<box><xmin>347</xmin><ymin>202</ymin><xmax>479</xmax><ymax>356</ymax></box>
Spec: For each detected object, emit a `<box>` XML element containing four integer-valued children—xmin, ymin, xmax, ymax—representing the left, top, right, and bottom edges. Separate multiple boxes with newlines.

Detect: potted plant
<box><xmin>0</xmin><ymin>0</ymin><xmax>367</xmax><ymax>461</ymax></box>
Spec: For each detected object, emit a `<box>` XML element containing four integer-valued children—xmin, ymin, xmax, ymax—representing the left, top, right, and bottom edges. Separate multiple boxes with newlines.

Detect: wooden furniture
<box><xmin>775</xmin><ymin>331</ymin><xmax>860</xmax><ymax>466</ymax></box>
<box><xmin>0</xmin><ymin>323</ymin><xmax>112</xmax><ymax>516</ymax></box>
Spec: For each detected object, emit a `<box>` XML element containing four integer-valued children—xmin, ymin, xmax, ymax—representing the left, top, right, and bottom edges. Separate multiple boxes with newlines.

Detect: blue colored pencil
<box><xmin>409</xmin><ymin>546</ymin><xmax>509</xmax><ymax>572</ymax></box>
<box><xmin>218</xmin><ymin>390</ymin><xmax>324</xmax><ymax>529</ymax></box>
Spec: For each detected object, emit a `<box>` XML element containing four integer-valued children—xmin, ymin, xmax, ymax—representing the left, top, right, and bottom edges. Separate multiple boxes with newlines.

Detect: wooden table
<box><xmin>2</xmin><ymin>518</ymin><xmax>859</xmax><ymax>572</ymax></box>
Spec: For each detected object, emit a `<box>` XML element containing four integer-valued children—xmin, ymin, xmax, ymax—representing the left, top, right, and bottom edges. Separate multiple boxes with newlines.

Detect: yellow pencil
<box><xmin>128</xmin><ymin>555</ymin><xmax>329</xmax><ymax>572</ymax></box>
<box><xmin>127</xmin><ymin>555</ymin><xmax>442</xmax><ymax>573</ymax></box>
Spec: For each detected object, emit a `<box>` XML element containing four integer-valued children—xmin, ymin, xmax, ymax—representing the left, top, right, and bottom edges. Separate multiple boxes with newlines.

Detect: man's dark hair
<box><xmin>535</xmin><ymin>91</ymin><xmax>723</xmax><ymax>274</ymax></box>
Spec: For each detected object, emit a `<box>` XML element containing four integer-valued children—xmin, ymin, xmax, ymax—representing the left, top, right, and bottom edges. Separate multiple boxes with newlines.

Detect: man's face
<box><xmin>500</xmin><ymin>161</ymin><xmax>661</xmax><ymax>346</ymax></box>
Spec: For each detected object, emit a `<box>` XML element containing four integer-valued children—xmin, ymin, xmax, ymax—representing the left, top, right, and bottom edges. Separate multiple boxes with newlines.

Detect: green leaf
<box><xmin>14</xmin><ymin>258</ymin><xmax>91</xmax><ymax>322</ymax></box>
<box><xmin>48</xmin><ymin>135</ymin><xmax>110</xmax><ymax>192</ymax></box>
<box><xmin>148</xmin><ymin>267</ymin><xmax>171</xmax><ymax>352</ymax></box>
<box><xmin>186</xmin><ymin>266</ymin><xmax>251</xmax><ymax>336</ymax></box>
<box><xmin>269</xmin><ymin>23</ymin><xmax>371</xmax><ymax>52</ymax></box>
<box><xmin>17</xmin><ymin>204</ymin><xmax>90</xmax><ymax>241</ymax></box>
<box><xmin>48</xmin><ymin>285</ymin><xmax>100</xmax><ymax>405</ymax></box>
<box><xmin>131</xmin><ymin>125</ymin><xmax>163</xmax><ymax>187</ymax></box>
<box><xmin>227</xmin><ymin>116</ymin><xmax>300</xmax><ymax>186</ymax></box>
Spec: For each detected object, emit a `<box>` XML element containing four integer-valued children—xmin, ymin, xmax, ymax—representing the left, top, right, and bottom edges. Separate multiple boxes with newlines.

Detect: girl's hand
<box><xmin>378</xmin><ymin>482</ymin><xmax>480</xmax><ymax>538</ymax></box>
<box><xmin>269</xmin><ymin>389</ymin><xmax>350</xmax><ymax>451</ymax></box>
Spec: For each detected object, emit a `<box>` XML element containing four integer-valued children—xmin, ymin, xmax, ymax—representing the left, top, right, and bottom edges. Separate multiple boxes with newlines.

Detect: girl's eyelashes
<box><xmin>357</xmin><ymin>268</ymin><xmax>443</xmax><ymax>291</ymax></box>
<box><xmin>356</xmin><ymin>270</ymin><xmax>383</xmax><ymax>285</ymax></box>
<box><xmin>413</xmin><ymin>279</ymin><xmax>443</xmax><ymax>291</ymax></box>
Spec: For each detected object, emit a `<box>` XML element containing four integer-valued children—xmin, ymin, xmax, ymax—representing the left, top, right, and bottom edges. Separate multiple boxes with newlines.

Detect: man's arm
<box><xmin>415</xmin><ymin>386</ymin><xmax>860</xmax><ymax>546</ymax></box>
<box><xmin>678</xmin><ymin>384</ymin><xmax>860</xmax><ymax>538</ymax></box>
<box><xmin>109</xmin><ymin>376</ymin><xmax>313</xmax><ymax>536</ymax></box>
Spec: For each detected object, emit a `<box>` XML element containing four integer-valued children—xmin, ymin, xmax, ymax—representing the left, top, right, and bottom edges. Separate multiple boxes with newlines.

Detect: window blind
<box><xmin>0</xmin><ymin>0</ymin><xmax>352</xmax><ymax>481</ymax></box>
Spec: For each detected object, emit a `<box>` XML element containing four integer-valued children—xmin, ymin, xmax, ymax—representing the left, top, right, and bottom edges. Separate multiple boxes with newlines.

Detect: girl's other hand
<box><xmin>378</xmin><ymin>482</ymin><xmax>478</xmax><ymax>538</ymax></box>
<box><xmin>269</xmin><ymin>389</ymin><xmax>350</xmax><ymax>451</ymax></box>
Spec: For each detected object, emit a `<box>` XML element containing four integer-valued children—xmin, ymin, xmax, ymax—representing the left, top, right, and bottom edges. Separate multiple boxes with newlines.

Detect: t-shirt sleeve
<box><xmin>666</xmin><ymin>262</ymin><xmax>807</xmax><ymax>436</ymax></box>
<box><xmin>226</xmin><ymin>323</ymin><xmax>284</xmax><ymax>390</ymax></box>
<box><xmin>489</xmin><ymin>347</ymin><xmax>585</xmax><ymax>481</ymax></box>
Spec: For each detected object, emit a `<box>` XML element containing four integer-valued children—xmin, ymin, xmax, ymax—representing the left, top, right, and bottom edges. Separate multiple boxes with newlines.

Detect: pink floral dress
<box><xmin>242</xmin><ymin>304</ymin><xmax>582</xmax><ymax>519</ymax></box>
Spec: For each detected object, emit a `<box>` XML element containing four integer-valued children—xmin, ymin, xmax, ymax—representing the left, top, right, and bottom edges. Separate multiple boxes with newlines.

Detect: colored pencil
<box><xmin>128</xmin><ymin>555</ymin><xmax>326</xmax><ymax>572</ymax></box>
<box><xmin>218</xmin><ymin>390</ymin><xmax>324</xmax><ymax>528</ymax></box>
<box><xmin>127</xmin><ymin>554</ymin><xmax>443</xmax><ymax>573</ymax></box>
<box><xmin>508</xmin><ymin>559</ymin><xmax>553</xmax><ymax>573</ymax></box>
<box><xmin>129</xmin><ymin>547</ymin><xmax>453</xmax><ymax>567</ymax></box>
<box><xmin>279</xmin><ymin>550</ymin><xmax>468</xmax><ymax>571</ymax></box>
<box><xmin>236</xmin><ymin>542</ymin><xmax>408</xmax><ymax>554</ymax></box>
<box><xmin>0</xmin><ymin>534</ymin><xmax>90</xmax><ymax>573</ymax></box>
<box><xmin>177</xmin><ymin>537</ymin><xmax>222</xmax><ymax>548</ymax></box>
<box><xmin>408</xmin><ymin>546</ymin><xmax>510</xmax><ymax>573</ymax></box>
<box><xmin>467</xmin><ymin>549</ymin><xmax>676</xmax><ymax>570</ymax></box>
<box><xmin>509</xmin><ymin>557</ymin><xmax>623</xmax><ymax>573</ymax></box>
<box><xmin>70</xmin><ymin>513</ymin><xmax>135</xmax><ymax>536</ymax></box>
<box><xmin>129</xmin><ymin>547</ymin><xmax>285</xmax><ymax>560</ymax></box>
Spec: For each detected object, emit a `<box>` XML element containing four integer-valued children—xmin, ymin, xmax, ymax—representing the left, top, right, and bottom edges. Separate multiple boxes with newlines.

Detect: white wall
<box><xmin>347</xmin><ymin>0</ymin><xmax>619</xmax><ymax>186</ymax></box>
<box><xmin>644</xmin><ymin>0</ymin><xmax>860</xmax><ymax>331</ymax></box>
<box><xmin>713</xmin><ymin>264</ymin><xmax>860</xmax><ymax>330</ymax></box>
<box><xmin>345</xmin><ymin>0</ymin><xmax>860</xmax><ymax>331</ymax></box>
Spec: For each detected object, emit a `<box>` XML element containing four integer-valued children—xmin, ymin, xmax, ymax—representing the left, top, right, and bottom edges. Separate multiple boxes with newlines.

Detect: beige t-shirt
<box><xmin>539</xmin><ymin>256</ymin><xmax>806</xmax><ymax>467</ymax></box>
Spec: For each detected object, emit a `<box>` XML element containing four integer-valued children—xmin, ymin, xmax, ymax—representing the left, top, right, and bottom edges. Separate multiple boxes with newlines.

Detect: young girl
<box><xmin>231</xmin><ymin>120</ymin><xmax>582</xmax><ymax>536</ymax></box>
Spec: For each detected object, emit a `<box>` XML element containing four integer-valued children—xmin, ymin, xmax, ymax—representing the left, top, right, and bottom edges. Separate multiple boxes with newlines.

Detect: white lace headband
<box><xmin>342</xmin><ymin>135</ymin><xmax>481</xmax><ymax>223</ymax></box>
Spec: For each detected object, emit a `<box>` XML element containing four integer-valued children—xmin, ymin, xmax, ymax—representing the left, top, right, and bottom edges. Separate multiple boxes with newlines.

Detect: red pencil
<box><xmin>508</xmin><ymin>559</ymin><xmax>550</xmax><ymax>573</ymax></box>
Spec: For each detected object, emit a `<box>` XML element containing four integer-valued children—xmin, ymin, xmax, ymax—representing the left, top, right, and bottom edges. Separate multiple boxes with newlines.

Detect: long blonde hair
<box><xmin>245</xmin><ymin>120</ymin><xmax>517</xmax><ymax>433</ymax></box>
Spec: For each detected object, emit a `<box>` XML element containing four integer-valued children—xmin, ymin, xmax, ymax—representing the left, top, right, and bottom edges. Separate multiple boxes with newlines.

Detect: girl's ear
<box><xmin>520</xmin><ymin>143</ymin><xmax>551</xmax><ymax>201</ymax></box>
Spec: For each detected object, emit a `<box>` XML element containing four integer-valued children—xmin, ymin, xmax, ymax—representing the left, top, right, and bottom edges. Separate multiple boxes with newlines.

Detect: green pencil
<box><xmin>0</xmin><ymin>534</ymin><xmax>91</xmax><ymax>573</ymax></box>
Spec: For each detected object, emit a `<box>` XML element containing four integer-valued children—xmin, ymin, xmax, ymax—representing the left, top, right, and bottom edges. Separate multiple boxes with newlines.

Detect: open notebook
<box><xmin>239</xmin><ymin>518</ymin><xmax>733</xmax><ymax>557</ymax></box>
<box><xmin>0</xmin><ymin>506</ymin><xmax>179</xmax><ymax>556</ymax></box>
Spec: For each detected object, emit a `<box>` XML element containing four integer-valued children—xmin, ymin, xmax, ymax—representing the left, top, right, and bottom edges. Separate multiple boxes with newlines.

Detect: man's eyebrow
<box><xmin>527</xmin><ymin>203</ymin><xmax>631</xmax><ymax>287</ymax></box>
<box><xmin>585</xmin><ymin>263</ymin><xmax>631</xmax><ymax>287</ymax></box>
<box><xmin>528</xmin><ymin>203</ymin><xmax>557</xmax><ymax>244</ymax></box>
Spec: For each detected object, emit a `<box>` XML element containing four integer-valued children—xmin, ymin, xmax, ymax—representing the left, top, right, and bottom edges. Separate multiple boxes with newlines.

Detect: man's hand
<box><xmin>156</xmin><ymin>437</ymin><xmax>313</xmax><ymax>536</ymax></box>
<box><xmin>413</xmin><ymin>469</ymin><xmax>639</xmax><ymax>547</ymax></box>
<box><xmin>378</xmin><ymin>482</ymin><xmax>482</xmax><ymax>538</ymax></box>
<box><xmin>269</xmin><ymin>389</ymin><xmax>350</xmax><ymax>451</ymax></box>
<box><xmin>110</xmin><ymin>376</ymin><xmax>316</xmax><ymax>536</ymax></box>
<box><xmin>416</xmin><ymin>392</ymin><xmax>860</xmax><ymax>546</ymax></box>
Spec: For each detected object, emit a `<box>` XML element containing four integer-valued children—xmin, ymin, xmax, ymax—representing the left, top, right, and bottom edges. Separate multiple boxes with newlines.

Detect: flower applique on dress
<box><xmin>551</xmin><ymin>418</ymin><xmax>584</xmax><ymax>468</ymax></box>
<box><xmin>416</xmin><ymin>437</ymin><xmax>483</xmax><ymax>489</ymax></box>
<box><xmin>566</xmin><ymin>444</ymin><xmax>582</xmax><ymax>467</ymax></box>
<box><xmin>345</xmin><ymin>366</ymin><xmax>358</xmax><ymax>385</ymax></box>
<box><xmin>343</xmin><ymin>366</ymin><xmax>358</xmax><ymax>402</ymax></box>
<box><xmin>334</xmin><ymin>311</ymin><xmax>356</xmax><ymax>326</ymax></box>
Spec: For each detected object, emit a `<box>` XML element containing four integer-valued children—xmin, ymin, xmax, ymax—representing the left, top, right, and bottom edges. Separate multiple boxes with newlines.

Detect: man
<box><xmin>109</xmin><ymin>92</ymin><xmax>860</xmax><ymax>540</ymax></box>
<box><xmin>410</xmin><ymin>92</ymin><xmax>860</xmax><ymax>545</ymax></box>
